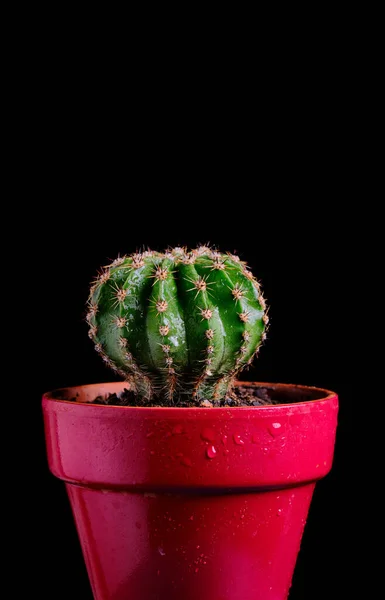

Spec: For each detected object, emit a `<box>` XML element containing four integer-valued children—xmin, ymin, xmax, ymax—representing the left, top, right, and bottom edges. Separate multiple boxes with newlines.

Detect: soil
<box><xmin>88</xmin><ymin>385</ymin><xmax>283</xmax><ymax>408</ymax></box>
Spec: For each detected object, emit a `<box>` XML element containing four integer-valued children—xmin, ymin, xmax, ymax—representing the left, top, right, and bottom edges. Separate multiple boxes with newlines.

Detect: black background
<box><xmin>4</xmin><ymin>12</ymin><xmax>380</xmax><ymax>595</ymax></box>
<box><xmin>23</xmin><ymin>197</ymin><xmax>358</xmax><ymax>599</ymax></box>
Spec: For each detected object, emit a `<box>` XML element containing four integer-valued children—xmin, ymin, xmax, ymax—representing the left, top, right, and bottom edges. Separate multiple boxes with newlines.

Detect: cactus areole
<box><xmin>87</xmin><ymin>247</ymin><xmax>269</xmax><ymax>405</ymax></box>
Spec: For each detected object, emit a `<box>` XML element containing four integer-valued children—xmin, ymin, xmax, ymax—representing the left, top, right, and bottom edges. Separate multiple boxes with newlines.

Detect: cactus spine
<box><xmin>87</xmin><ymin>247</ymin><xmax>268</xmax><ymax>405</ymax></box>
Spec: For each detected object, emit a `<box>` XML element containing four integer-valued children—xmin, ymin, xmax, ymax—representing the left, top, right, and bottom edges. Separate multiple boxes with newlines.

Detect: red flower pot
<box><xmin>42</xmin><ymin>381</ymin><xmax>338</xmax><ymax>600</ymax></box>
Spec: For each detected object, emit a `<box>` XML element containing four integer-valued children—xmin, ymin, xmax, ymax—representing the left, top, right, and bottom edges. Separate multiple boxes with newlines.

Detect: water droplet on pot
<box><xmin>221</xmin><ymin>434</ymin><xmax>228</xmax><ymax>445</ymax></box>
<box><xmin>233</xmin><ymin>434</ymin><xmax>245</xmax><ymax>445</ymax></box>
<box><xmin>252</xmin><ymin>434</ymin><xmax>259</xmax><ymax>443</ymax></box>
<box><xmin>201</xmin><ymin>427</ymin><xmax>216</xmax><ymax>442</ymax></box>
<box><xmin>146</xmin><ymin>431</ymin><xmax>154</xmax><ymax>438</ymax></box>
<box><xmin>158</xmin><ymin>547</ymin><xmax>166</xmax><ymax>556</ymax></box>
<box><xmin>206</xmin><ymin>445</ymin><xmax>217</xmax><ymax>459</ymax></box>
<box><xmin>181</xmin><ymin>456</ymin><xmax>192</xmax><ymax>467</ymax></box>
<box><xmin>277</xmin><ymin>509</ymin><xmax>283</xmax><ymax>516</ymax></box>
<box><xmin>269</xmin><ymin>422</ymin><xmax>283</xmax><ymax>437</ymax></box>
<box><xmin>172</xmin><ymin>424</ymin><xmax>184</xmax><ymax>435</ymax></box>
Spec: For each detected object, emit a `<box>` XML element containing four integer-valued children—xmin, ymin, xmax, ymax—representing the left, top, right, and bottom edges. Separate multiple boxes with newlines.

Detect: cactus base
<box><xmin>82</xmin><ymin>383</ymin><xmax>292</xmax><ymax>408</ymax></box>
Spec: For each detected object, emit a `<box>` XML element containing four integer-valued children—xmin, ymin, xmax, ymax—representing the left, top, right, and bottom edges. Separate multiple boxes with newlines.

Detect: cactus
<box><xmin>86</xmin><ymin>247</ymin><xmax>268</xmax><ymax>405</ymax></box>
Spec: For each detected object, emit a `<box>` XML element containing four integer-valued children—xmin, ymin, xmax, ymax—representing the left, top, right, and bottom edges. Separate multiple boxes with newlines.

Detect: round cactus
<box><xmin>86</xmin><ymin>247</ymin><xmax>268</xmax><ymax>405</ymax></box>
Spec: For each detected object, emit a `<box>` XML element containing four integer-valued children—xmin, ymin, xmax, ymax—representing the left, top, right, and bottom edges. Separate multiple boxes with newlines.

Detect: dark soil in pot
<box><xmin>57</xmin><ymin>383</ymin><xmax>326</xmax><ymax>408</ymax></box>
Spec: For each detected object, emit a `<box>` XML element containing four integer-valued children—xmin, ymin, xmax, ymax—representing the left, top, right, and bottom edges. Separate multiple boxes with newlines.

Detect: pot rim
<box><xmin>43</xmin><ymin>380</ymin><xmax>337</xmax><ymax>411</ymax></box>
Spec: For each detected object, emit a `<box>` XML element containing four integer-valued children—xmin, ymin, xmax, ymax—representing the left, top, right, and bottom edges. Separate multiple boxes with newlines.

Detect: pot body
<box><xmin>43</xmin><ymin>382</ymin><xmax>338</xmax><ymax>600</ymax></box>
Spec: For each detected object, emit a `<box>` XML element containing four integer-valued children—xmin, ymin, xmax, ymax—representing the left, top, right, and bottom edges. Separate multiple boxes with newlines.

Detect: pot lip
<box><xmin>42</xmin><ymin>380</ymin><xmax>338</xmax><ymax>411</ymax></box>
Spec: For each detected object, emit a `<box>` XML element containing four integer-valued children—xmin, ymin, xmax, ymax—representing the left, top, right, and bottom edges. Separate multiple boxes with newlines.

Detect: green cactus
<box><xmin>87</xmin><ymin>247</ymin><xmax>268</xmax><ymax>405</ymax></box>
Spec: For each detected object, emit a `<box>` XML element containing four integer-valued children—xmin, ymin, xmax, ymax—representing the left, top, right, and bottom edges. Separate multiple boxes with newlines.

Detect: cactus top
<box><xmin>87</xmin><ymin>246</ymin><xmax>268</xmax><ymax>405</ymax></box>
